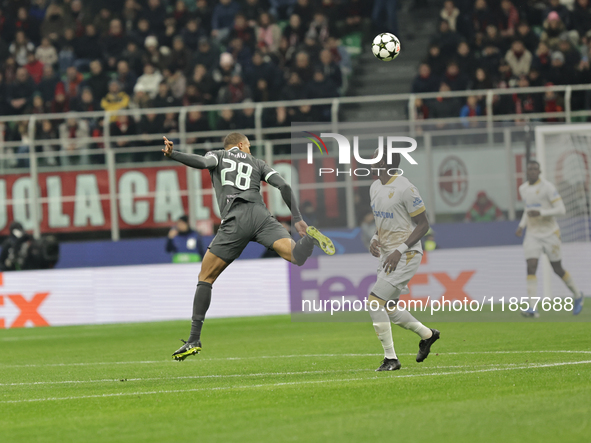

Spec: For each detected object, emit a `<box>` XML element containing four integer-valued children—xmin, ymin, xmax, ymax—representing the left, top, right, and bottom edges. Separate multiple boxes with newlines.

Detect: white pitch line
<box><xmin>1</xmin><ymin>350</ymin><xmax>591</xmax><ymax>369</ymax></box>
<box><xmin>0</xmin><ymin>363</ymin><xmax>522</xmax><ymax>387</ymax></box>
<box><xmin>2</xmin><ymin>360</ymin><xmax>590</xmax><ymax>404</ymax></box>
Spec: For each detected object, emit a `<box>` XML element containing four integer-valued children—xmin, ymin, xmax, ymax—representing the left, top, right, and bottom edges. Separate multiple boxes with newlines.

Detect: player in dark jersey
<box><xmin>162</xmin><ymin>133</ymin><xmax>335</xmax><ymax>360</ymax></box>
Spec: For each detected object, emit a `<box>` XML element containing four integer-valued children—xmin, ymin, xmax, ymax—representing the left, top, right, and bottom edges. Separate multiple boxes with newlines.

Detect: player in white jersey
<box><xmin>516</xmin><ymin>160</ymin><xmax>584</xmax><ymax>316</ymax></box>
<box><xmin>367</xmin><ymin>152</ymin><xmax>440</xmax><ymax>372</ymax></box>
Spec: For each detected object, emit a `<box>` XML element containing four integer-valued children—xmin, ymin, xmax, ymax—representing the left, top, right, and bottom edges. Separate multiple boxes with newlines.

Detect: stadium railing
<box><xmin>2</xmin><ymin>83</ymin><xmax>591</xmax><ymax>239</ymax></box>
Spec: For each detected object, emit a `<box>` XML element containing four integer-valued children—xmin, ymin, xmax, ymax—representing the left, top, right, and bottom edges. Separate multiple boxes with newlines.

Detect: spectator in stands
<box><xmin>428</xmin><ymin>83</ymin><xmax>461</xmax><ymax>122</ymax></box>
<box><xmin>440</xmin><ymin>0</ymin><xmax>460</xmax><ymax>32</ymax></box>
<box><xmin>85</xmin><ymin>60</ymin><xmax>110</xmax><ymax>104</ymax></box>
<box><xmin>182</xmin><ymin>18</ymin><xmax>206</xmax><ymax>51</ymax></box>
<box><xmin>74</xmin><ymin>23</ymin><xmax>103</xmax><ymax>70</ymax></box>
<box><xmin>543</xmin><ymin>85</ymin><xmax>565</xmax><ymax>122</ymax></box>
<box><xmin>557</xmin><ymin>36</ymin><xmax>581</xmax><ymax>68</ymax></box>
<box><xmin>211</xmin><ymin>0</ymin><xmax>240</xmax><ymax>42</ymax></box>
<box><xmin>471</xmin><ymin>67</ymin><xmax>493</xmax><ymax>90</ymax></box>
<box><xmin>534</xmin><ymin>41</ymin><xmax>552</xmax><ymax>79</ymax></box>
<box><xmin>110</xmin><ymin>114</ymin><xmax>137</xmax><ymax>151</ymax></box>
<box><xmin>166</xmin><ymin>214</ymin><xmax>205</xmax><ymax>262</ymax></box>
<box><xmin>541</xmin><ymin>11</ymin><xmax>566</xmax><ymax>50</ymax></box>
<box><xmin>218</xmin><ymin>73</ymin><xmax>252</xmax><ymax>103</ymax></box>
<box><xmin>281</xmin><ymin>71</ymin><xmax>305</xmax><ymax>102</ymax></box>
<box><xmin>134</xmin><ymin>63</ymin><xmax>163</xmax><ymax>99</ymax></box>
<box><xmin>7</xmin><ymin>67</ymin><xmax>35</xmax><ymax>114</ymax></box>
<box><xmin>121</xmin><ymin>41</ymin><xmax>145</xmax><ymax>77</ymax></box>
<box><xmin>38</xmin><ymin>65</ymin><xmax>60</xmax><ymax>107</ymax></box>
<box><xmin>432</xmin><ymin>20</ymin><xmax>461</xmax><ymax>58</ymax></box>
<box><xmin>293</xmin><ymin>51</ymin><xmax>313</xmax><ymax>83</ymax></box>
<box><xmin>412</xmin><ymin>97</ymin><xmax>429</xmax><ymax>120</ymax></box>
<box><xmin>35</xmin><ymin>119</ymin><xmax>60</xmax><ymax>166</ymax></box>
<box><xmin>472</xmin><ymin>0</ymin><xmax>495</xmax><ymax>35</ymax></box>
<box><xmin>545</xmin><ymin>0</ymin><xmax>571</xmax><ymax>29</ymax></box>
<box><xmin>35</xmin><ymin>37</ymin><xmax>58</xmax><ymax>67</ymax></box>
<box><xmin>244</xmin><ymin>50</ymin><xmax>281</xmax><ymax>93</ymax></box>
<box><xmin>59</xmin><ymin>116</ymin><xmax>90</xmax><ymax>165</ymax></box>
<box><xmin>284</xmin><ymin>14</ymin><xmax>306</xmax><ymax>48</ymax></box>
<box><xmin>0</xmin><ymin>222</ymin><xmax>32</xmax><ymax>271</ymax></box>
<box><xmin>574</xmin><ymin>0</ymin><xmax>591</xmax><ymax>39</ymax></box>
<box><xmin>115</xmin><ymin>60</ymin><xmax>138</xmax><ymax>97</ymax></box>
<box><xmin>153</xmin><ymin>81</ymin><xmax>182</xmax><ymax>107</ymax></box>
<box><xmin>41</xmin><ymin>4</ymin><xmax>70</xmax><ymax>42</ymax></box>
<box><xmin>512</xmin><ymin>76</ymin><xmax>543</xmax><ymax>117</ymax></box>
<box><xmin>58</xmin><ymin>28</ymin><xmax>77</xmax><ymax>74</ymax></box>
<box><xmin>24</xmin><ymin>52</ymin><xmax>43</xmax><ymax>85</ymax></box>
<box><xmin>186</xmin><ymin>110</ymin><xmax>210</xmax><ymax>144</ymax></box>
<box><xmin>72</xmin><ymin>87</ymin><xmax>99</xmax><ymax>114</ymax></box>
<box><xmin>427</xmin><ymin>44</ymin><xmax>446</xmax><ymax>77</ymax></box>
<box><xmin>257</xmin><ymin>12</ymin><xmax>282</xmax><ymax>55</ymax></box>
<box><xmin>190</xmin><ymin>64</ymin><xmax>217</xmax><ymax>103</ymax></box>
<box><xmin>498</xmin><ymin>0</ymin><xmax>519</xmax><ymax>38</ymax></box>
<box><xmin>9</xmin><ymin>31</ymin><xmax>35</xmax><ymax>66</ymax></box>
<box><xmin>516</xmin><ymin>21</ymin><xmax>539</xmax><ymax>54</ymax></box>
<box><xmin>144</xmin><ymin>36</ymin><xmax>170</xmax><ymax>71</ymax></box>
<box><xmin>456</xmin><ymin>41</ymin><xmax>476</xmax><ymax>76</ymax></box>
<box><xmin>412</xmin><ymin>63</ymin><xmax>439</xmax><ymax>94</ymax></box>
<box><xmin>317</xmin><ymin>49</ymin><xmax>342</xmax><ymax>90</ymax></box>
<box><xmin>193</xmin><ymin>37</ymin><xmax>219</xmax><ymax>70</ymax></box>
<box><xmin>547</xmin><ymin>51</ymin><xmax>576</xmax><ymax>85</ymax></box>
<box><xmin>464</xmin><ymin>191</ymin><xmax>504</xmax><ymax>222</ymax></box>
<box><xmin>308</xmin><ymin>11</ymin><xmax>330</xmax><ymax>44</ymax></box>
<box><xmin>442</xmin><ymin>61</ymin><xmax>469</xmax><ymax>91</ymax></box>
<box><xmin>142</xmin><ymin>0</ymin><xmax>167</xmax><ymax>36</ymax></box>
<box><xmin>217</xmin><ymin>108</ymin><xmax>239</xmax><ymax>131</ymax></box>
<box><xmin>64</xmin><ymin>66</ymin><xmax>84</xmax><ymax>101</ymax></box>
<box><xmin>28</xmin><ymin>93</ymin><xmax>47</xmax><ymax>114</ymax></box>
<box><xmin>101</xmin><ymin>80</ymin><xmax>130</xmax><ymax>116</ymax></box>
<box><xmin>505</xmin><ymin>40</ymin><xmax>532</xmax><ymax>77</ymax></box>
<box><xmin>460</xmin><ymin>95</ymin><xmax>482</xmax><ymax>127</ymax></box>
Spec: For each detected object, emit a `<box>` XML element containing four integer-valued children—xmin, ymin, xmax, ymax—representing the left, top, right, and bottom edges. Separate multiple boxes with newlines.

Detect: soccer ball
<box><xmin>371</xmin><ymin>33</ymin><xmax>401</xmax><ymax>61</ymax></box>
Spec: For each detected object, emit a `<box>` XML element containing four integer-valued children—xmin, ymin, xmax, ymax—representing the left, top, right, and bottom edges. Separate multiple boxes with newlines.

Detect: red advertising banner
<box><xmin>0</xmin><ymin>166</ymin><xmax>219</xmax><ymax>235</ymax></box>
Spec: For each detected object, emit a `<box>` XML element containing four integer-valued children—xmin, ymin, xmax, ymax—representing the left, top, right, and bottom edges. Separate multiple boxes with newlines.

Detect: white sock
<box><xmin>388</xmin><ymin>308</ymin><xmax>432</xmax><ymax>340</ymax></box>
<box><xmin>370</xmin><ymin>307</ymin><xmax>397</xmax><ymax>359</ymax></box>
<box><xmin>562</xmin><ymin>271</ymin><xmax>582</xmax><ymax>300</ymax></box>
<box><xmin>527</xmin><ymin>275</ymin><xmax>537</xmax><ymax>309</ymax></box>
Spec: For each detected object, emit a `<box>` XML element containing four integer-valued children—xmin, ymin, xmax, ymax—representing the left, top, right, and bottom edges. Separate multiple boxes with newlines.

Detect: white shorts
<box><xmin>523</xmin><ymin>230</ymin><xmax>562</xmax><ymax>262</ymax></box>
<box><xmin>371</xmin><ymin>251</ymin><xmax>422</xmax><ymax>301</ymax></box>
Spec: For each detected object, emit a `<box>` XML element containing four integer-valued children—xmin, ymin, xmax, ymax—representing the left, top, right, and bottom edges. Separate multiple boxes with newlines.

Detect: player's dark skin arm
<box><xmin>266</xmin><ymin>173</ymin><xmax>303</xmax><ymax>223</ymax></box>
<box><xmin>382</xmin><ymin>211</ymin><xmax>430</xmax><ymax>272</ymax></box>
<box><xmin>162</xmin><ymin>137</ymin><xmax>217</xmax><ymax>169</ymax></box>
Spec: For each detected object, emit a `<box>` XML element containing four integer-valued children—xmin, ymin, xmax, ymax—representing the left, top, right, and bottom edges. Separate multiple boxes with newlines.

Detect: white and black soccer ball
<box><xmin>371</xmin><ymin>33</ymin><xmax>401</xmax><ymax>61</ymax></box>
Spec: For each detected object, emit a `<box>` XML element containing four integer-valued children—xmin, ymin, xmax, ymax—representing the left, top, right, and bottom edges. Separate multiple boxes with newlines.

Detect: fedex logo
<box><xmin>289</xmin><ymin>256</ymin><xmax>475</xmax><ymax>313</ymax></box>
<box><xmin>0</xmin><ymin>273</ymin><xmax>50</xmax><ymax>328</ymax></box>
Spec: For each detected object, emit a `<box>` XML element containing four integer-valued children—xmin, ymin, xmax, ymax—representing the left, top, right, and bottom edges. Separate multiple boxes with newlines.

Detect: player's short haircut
<box><xmin>527</xmin><ymin>160</ymin><xmax>540</xmax><ymax>168</ymax></box>
<box><xmin>223</xmin><ymin>132</ymin><xmax>247</xmax><ymax>148</ymax></box>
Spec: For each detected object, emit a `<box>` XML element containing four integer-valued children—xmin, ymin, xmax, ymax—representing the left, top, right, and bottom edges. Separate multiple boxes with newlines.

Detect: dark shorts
<box><xmin>208</xmin><ymin>200</ymin><xmax>291</xmax><ymax>263</ymax></box>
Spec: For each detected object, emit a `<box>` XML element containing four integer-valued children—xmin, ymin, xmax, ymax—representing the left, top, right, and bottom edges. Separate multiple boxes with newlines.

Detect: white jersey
<box><xmin>518</xmin><ymin>178</ymin><xmax>562</xmax><ymax>238</ymax></box>
<box><xmin>370</xmin><ymin>175</ymin><xmax>426</xmax><ymax>257</ymax></box>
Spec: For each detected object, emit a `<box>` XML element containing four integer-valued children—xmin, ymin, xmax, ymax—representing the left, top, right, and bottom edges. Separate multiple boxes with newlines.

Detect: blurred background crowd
<box><xmin>412</xmin><ymin>0</ymin><xmax>591</xmax><ymax>122</ymax></box>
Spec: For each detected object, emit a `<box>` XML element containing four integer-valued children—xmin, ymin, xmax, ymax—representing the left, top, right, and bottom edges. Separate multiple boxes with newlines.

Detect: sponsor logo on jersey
<box><xmin>413</xmin><ymin>197</ymin><xmax>423</xmax><ymax>207</ymax></box>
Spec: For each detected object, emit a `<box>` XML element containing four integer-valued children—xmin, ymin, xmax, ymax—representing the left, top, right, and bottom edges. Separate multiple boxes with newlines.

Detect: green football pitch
<box><xmin>1</xmin><ymin>316</ymin><xmax>590</xmax><ymax>442</ymax></box>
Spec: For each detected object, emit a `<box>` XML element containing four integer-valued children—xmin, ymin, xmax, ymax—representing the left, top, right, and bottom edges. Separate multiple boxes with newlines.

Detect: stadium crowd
<box><xmin>411</xmin><ymin>0</ymin><xmax>591</xmax><ymax>121</ymax></box>
<box><xmin>0</xmin><ymin>0</ymin><xmax>371</xmax><ymax>165</ymax></box>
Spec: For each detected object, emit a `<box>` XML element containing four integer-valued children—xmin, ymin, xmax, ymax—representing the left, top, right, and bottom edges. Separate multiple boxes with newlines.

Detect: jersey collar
<box><xmin>529</xmin><ymin>178</ymin><xmax>541</xmax><ymax>186</ymax></box>
<box><xmin>385</xmin><ymin>175</ymin><xmax>398</xmax><ymax>185</ymax></box>
<box><xmin>229</xmin><ymin>146</ymin><xmax>240</xmax><ymax>151</ymax></box>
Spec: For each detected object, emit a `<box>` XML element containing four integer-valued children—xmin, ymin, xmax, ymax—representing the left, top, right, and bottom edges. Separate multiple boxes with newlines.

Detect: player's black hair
<box><xmin>223</xmin><ymin>132</ymin><xmax>247</xmax><ymax>148</ymax></box>
<box><xmin>527</xmin><ymin>160</ymin><xmax>540</xmax><ymax>168</ymax></box>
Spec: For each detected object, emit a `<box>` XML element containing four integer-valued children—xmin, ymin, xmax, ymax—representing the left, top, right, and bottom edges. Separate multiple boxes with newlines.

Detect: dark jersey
<box><xmin>204</xmin><ymin>147</ymin><xmax>277</xmax><ymax>217</ymax></box>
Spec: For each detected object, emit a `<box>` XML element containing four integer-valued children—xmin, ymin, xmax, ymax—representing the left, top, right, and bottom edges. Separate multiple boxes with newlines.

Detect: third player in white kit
<box><xmin>367</xmin><ymin>152</ymin><xmax>440</xmax><ymax>371</ymax></box>
<box><xmin>516</xmin><ymin>161</ymin><xmax>584</xmax><ymax>316</ymax></box>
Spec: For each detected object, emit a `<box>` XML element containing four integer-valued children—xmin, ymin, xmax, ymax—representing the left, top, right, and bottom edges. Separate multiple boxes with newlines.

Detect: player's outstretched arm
<box><xmin>162</xmin><ymin>136</ymin><xmax>217</xmax><ymax>169</ymax></box>
<box><xmin>266</xmin><ymin>173</ymin><xmax>307</xmax><ymax>236</ymax></box>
